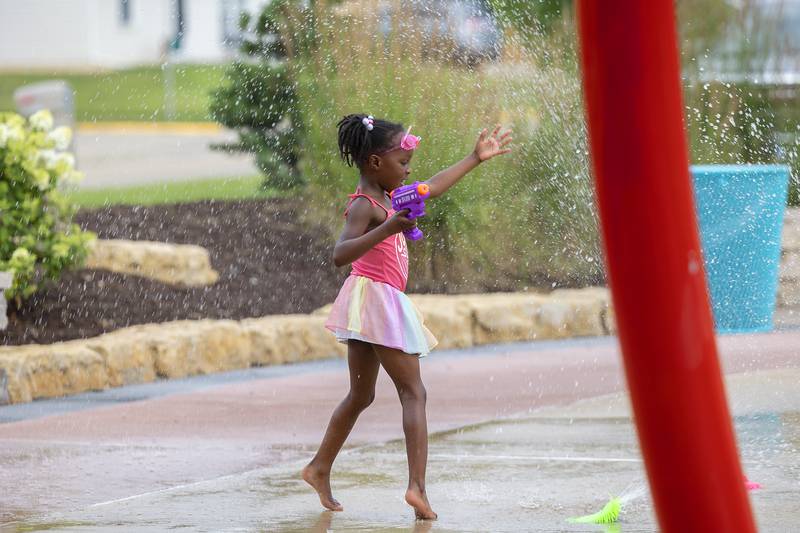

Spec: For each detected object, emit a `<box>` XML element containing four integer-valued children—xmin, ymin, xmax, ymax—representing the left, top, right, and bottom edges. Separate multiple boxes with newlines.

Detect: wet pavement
<box><xmin>1</xmin><ymin>331</ymin><xmax>799</xmax><ymax>532</ymax></box>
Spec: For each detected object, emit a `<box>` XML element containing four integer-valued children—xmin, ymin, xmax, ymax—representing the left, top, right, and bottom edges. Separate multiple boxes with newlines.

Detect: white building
<box><xmin>0</xmin><ymin>0</ymin><xmax>269</xmax><ymax>70</ymax></box>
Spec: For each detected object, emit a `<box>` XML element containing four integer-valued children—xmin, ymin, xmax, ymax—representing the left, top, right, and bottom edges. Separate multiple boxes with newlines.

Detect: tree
<box><xmin>209</xmin><ymin>2</ymin><xmax>304</xmax><ymax>190</ymax></box>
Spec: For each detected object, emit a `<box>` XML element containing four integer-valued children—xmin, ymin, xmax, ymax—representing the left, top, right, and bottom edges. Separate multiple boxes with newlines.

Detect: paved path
<box><xmin>73</xmin><ymin>125</ymin><xmax>258</xmax><ymax>189</ymax></box>
<box><xmin>1</xmin><ymin>332</ymin><xmax>798</xmax><ymax>531</ymax></box>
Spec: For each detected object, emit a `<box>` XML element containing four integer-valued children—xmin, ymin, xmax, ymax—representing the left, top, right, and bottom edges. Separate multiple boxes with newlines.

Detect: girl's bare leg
<box><xmin>303</xmin><ymin>340</ymin><xmax>379</xmax><ymax>511</ymax></box>
<box><xmin>373</xmin><ymin>345</ymin><xmax>437</xmax><ymax>520</ymax></box>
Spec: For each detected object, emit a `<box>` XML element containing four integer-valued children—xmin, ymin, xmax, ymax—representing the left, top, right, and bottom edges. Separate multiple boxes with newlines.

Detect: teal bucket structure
<box><xmin>691</xmin><ymin>165</ymin><xmax>790</xmax><ymax>333</ymax></box>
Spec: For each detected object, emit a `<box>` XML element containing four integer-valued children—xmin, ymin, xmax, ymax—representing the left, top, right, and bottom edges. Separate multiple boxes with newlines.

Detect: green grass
<box><xmin>0</xmin><ymin>65</ymin><xmax>226</xmax><ymax>122</ymax></box>
<box><xmin>65</xmin><ymin>175</ymin><xmax>275</xmax><ymax>208</ymax></box>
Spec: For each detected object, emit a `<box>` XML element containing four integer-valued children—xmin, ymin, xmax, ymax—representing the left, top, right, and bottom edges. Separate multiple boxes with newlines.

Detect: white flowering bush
<box><xmin>0</xmin><ymin>110</ymin><xmax>95</xmax><ymax>305</ymax></box>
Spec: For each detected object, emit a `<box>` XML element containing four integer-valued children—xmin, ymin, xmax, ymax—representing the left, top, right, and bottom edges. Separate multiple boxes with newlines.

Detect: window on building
<box><xmin>120</xmin><ymin>0</ymin><xmax>132</xmax><ymax>25</ymax></box>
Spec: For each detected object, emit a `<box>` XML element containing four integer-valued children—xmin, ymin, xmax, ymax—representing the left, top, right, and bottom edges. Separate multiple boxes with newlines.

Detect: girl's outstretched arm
<box><xmin>332</xmin><ymin>198</ymin><xmax>416</xmax><ymax>267</ymax></box>
<box><xmin>425</xmin><ymin>125</ymin><xmax>513</xmax><ymax>198</ymax></box>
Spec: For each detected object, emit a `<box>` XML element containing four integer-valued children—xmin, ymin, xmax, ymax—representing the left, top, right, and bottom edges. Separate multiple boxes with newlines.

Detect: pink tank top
<box><xmin>344</xmin><ymin>190</ymin><xmax>409</xmax><ymax>292</ymax></box>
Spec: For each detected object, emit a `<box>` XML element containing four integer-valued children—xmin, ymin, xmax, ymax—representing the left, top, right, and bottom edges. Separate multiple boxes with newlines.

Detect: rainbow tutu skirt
<box><xmin>325</xmin><ymin>275</ymin><xmax>438</xmax><ymax>357</ymax></box>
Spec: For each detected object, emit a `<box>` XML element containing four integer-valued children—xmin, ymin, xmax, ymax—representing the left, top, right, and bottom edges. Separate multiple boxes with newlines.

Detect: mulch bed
<box><xmin>1</xmin><ymin>197</ymin><xmax>601</xmax><ymax>347</ymax></box>
<box><xmin>1</xmin><ymin>198</ymin><xmax>345</xmax><ymax>346</ymax></box>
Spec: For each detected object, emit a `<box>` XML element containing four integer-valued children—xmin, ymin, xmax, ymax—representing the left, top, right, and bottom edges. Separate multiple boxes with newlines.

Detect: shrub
<box><xmin>274</xmin><ymin>0</ymin><xmax>799</xmax><ymax>292</ymax></box>
<box><xmin>283</xmin><ymin>1</ymin><xmax>602</xmax><ymax>291</ymax></box>
<box><xmin>209</xmin><ymin>0</ymin><xmax>602</xmax><ymax>292</ymax></box>
<box><xmin>0</xmin><ymin>110</ymin><xmax>95</xmax><ymax>305</ymax></box>
<box><xmin>488</xmin><ymin>0</ymin><xmax>573</xmax><ymax>46</ymax></box>
<box><xmin>209</xmin><ymin>2</ymin><xmax>304</xmax><ymax>190</ymax></box>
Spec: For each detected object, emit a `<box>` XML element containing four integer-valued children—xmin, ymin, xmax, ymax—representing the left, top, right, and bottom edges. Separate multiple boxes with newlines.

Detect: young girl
<box><xmin>302</xmin><ymin>114</ymin><xmax>512</xmax><ymax>520</ymax></box>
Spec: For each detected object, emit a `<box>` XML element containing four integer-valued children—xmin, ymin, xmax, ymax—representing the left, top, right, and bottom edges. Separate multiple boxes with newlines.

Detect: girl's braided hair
<box><xmin>337</xmin><ymin>114</ymin><xmax>404</xmax><ymax>168</ymax></box>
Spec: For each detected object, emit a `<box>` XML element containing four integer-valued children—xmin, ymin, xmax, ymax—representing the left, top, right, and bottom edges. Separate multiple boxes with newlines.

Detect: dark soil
<box><xmin>1</xmin><ymin>197</ymin><xmax>604</xmax><ymax>346</ymax></box>
<box><xmin>1</xmin><ymin>198</ymin><xmax>345</xmax><ymax>346</ymax></box>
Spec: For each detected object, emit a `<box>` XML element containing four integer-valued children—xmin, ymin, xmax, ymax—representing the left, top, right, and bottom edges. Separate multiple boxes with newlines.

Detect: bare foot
<box><xmin>302</xmin><ymin>464</ymin><xmax>343</xmax><ymax>512</ymax></box>
<box><xmin>405</xmin><ymin>486</ymin><xmax>437</xmax><ymax>520</ymax></box>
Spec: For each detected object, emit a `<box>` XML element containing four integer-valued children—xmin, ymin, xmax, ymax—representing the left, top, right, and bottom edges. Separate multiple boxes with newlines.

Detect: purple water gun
<box><xmin>390</xmin><ymin>181</ymin><xmax>431</xmax><ymax>241</ymax></box>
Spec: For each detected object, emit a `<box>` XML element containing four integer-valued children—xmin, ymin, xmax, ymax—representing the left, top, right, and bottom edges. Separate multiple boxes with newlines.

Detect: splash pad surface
<box><xmin>1</xmin><ymin>331</ymin><xmax>798</xmax><ymax>531</ymax></box>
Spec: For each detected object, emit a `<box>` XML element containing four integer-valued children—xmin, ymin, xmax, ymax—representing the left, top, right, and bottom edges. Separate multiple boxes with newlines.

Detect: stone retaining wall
<box><xmin>86</xmin><ymin>239</ymin><xmax>219</xmax><ymax>287</ymax></box>
<box><xmin>3</xmin><ymin>205</ymin><xmax>798</xmax><ymax>405</ymax></box>
<box><xmin>779</xmin><ymin>208</ymin><xmax>800</xmax><ymax>308</ymax></box>
<box><xmin>3</xmin><ymin>207</ymin><xmax>797</xmax><ymax>405</ymax></box>
<box><xmin>0</xmin><ymin>288</ymin><xmax>611</xmax><ymax>405</ymax></box>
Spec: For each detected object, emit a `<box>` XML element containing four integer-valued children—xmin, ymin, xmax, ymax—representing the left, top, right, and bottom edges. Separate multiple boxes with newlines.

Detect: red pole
<box><xmin>575</xmin><ymin>2</ymin><xmax>756</xmax><ymax>531</ymax></box>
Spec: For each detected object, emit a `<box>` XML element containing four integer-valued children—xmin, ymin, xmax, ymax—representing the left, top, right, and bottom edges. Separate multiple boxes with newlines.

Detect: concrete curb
<box><xmin>0</xmin><ymin>288</ymin><xmax>612</xmax><ymax>405</ymax></box>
